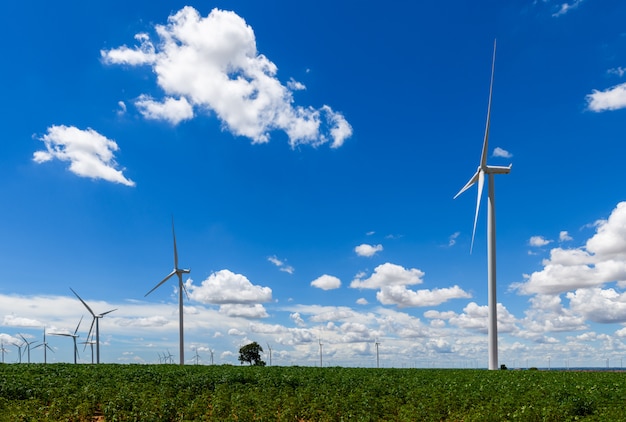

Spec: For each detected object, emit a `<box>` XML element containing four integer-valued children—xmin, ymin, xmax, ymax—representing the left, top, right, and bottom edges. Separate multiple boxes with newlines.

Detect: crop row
<box><xmin>1</xmin><ymin>364</ymin><xmax>625</xmax><ymax>421</ymax></box>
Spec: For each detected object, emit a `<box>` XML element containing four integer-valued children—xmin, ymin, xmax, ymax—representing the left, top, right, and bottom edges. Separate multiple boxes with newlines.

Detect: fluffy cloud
<box><xmin>567</xmin><ymin>288</ymin><xmax>626</xmax><ymax>323</ymax></box>
<box><xmin>102</xmin><ymin>7</ymin><xmax>352</xmax><ymax>148</ymax></box>
<box><xmin>354</xmin><ymin>244</ymin><xmax>383</xmax><ymax>257</ymax></box>
<box><xmin>350</xmin><ymin>263</ymin><xmax>470</xmax><ymax>308</ymax></box>
<box><xmin>311</xmin><ymin>275</ymin><xmax>341</xmax><ymax>290</ymax></box>
<box><xmin>559</xmin><ymin>231</ymin><xmax>573</xmax><ymax>242</ymax></box>
<box><xmin>135</xmin><ymin>95</ymin><xmax>194</xmax><ymax>124</ymax></box>
<box><xmin>513</xmin><ymin>202</ymin><xmax>626</xmax><ymax>295</ymax></box>
<box><xmin>492</xmin><ymin>147</ymin><xmax>512</xmax><ymax>158</ymax></box>
<box><xmin>377</xmin><ymin>285</ymin><xmax>471</xmax><ymax>308</ymax></box>
<box><xmin>586</xmin><ymin>82</ymin><xmax>626</xmax><ymax>112</ymax></box>
<box><xmin>33</xmin><ymin>125</ymin><xmax>135</xmax><ymax>186</ymax></box>
<box><xmin>188</xmin><ymin>269</ymin><xmax>272</xmax><ymax>304</ymax></box>
<box><xmin>350</xmin><ymin>263</ymin><xmax>424</xmax><ymax>289</ymax></box>
<box><xmin>439</xmin><ymin>302</ymin><xmax>519</xmax><ymax>334</ymax></box>
<box><xmin>529</xmin><ymin>236</ymin><xmax>552</xmax><ymax>247</ymax></box>
<box><xmin>218</xmin><ymin>304</ymin><xmax>268</xmax><ymax>319</ymax></box>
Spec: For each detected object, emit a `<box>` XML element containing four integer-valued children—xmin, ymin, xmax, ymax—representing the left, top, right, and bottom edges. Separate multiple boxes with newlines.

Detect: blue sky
<box><xmin>2</xmin><ymin>0</ymin><xmax>626</xmax><ymax>368</ymax></box>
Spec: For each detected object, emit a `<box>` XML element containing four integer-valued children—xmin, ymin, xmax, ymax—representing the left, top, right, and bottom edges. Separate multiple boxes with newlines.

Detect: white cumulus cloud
<box><xmin>354</xmin><ymin>243</ymin><xmax>383</xmax><ymax>257</ymax></box>
<box><xmin>135</xmin><ymin>95</ymin><xmax>194</xmax><ymax>125</ymax></box>
<box><xmin>586</xmin><ymin>82</ymin><xmax>626</xmax><ymax>112</ymax></box>
<box><xmin>33</xmin><ymin>125</ymin><xmax>135</xmax><ymax>186</ymax></box>
<box><xmin>492</xmin><ymin>147</ymin><xmax>512</xmax><ymax>158</ymax></box>
<box><xmin>513</xmin><ymin>202</ymin><xmax>626</xmax><ymax>295</ymax></box>
<box><xmin>350</xmin><ymin>263</ymin><xmax>424</xmax><ymax>289</ymax></box>
<box><xmin>376</xmin><ymin>285</ymin><xmax>471</xmax><ymax>308</ymax></box>
<box><xmin>102</xmin><ymin>7</ymin><xmax>352</xmax><ymax>148</ymax></box>
<box><xmin>188</xmin><ymin>269</ymin><xmax>272</xmax><ymax>304</ymax></box>
<box><xmin>529</xmin><ymin>236</ymin><xmax>552</xmax><ymax>247</ymax></box>
<box><xmin>311</xmin><ymin>275</ymin><xmax>342</xmax><ymax>290</ymax></box>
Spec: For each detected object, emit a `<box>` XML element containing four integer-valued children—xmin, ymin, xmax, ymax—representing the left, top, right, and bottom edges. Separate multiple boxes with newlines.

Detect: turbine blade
<box><xmin>100</xmin><ymin>308</ymin><xmax>117</xmax><ymax>317</ymax></box>
<box><xmin>172</xmin><ymin>217</ymin><xmax>179</xmax><ymax>270</ymax></box>
<box><xmin>87</xmin><ymin>317</ymin><xmax>96</xmax><ymax>344</ymax></box>
<box><xmin>179</xmin><ymin>273</ymin><xmax>190</xmax><ymax>301</ymax></box>
<box><xmin>470</xmin><ymin>170</ymin><xmax>485</xmax><ymax>253</ymax></box>
<box><xmin>145</xmin><ymin>270</ymin><xmax>176</xmax><ymax>297</ymax></box>
<box><xmin>480</xmin><ymin>39</ymin><xmax>496</xmax><ymax>168</ymax></box>
<box><xmin>74</xmin><ymin>316</ymin><xmax>83</xmax><ymax>335</ymax></box>
<box><xmin>70</xmin><ymin>288</ymin><xmax>96</xmax><ymax>317</ymax></box>
<box><xmin>454</xmin><ymin>170</ymin><xmax>480</xmax><ymax>199</ymax></box>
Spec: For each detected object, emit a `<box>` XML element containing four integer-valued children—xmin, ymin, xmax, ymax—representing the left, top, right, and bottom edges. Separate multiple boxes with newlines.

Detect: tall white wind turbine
<box><xmin>145</xmin><ymin>219</ymin><xmax>190</xmax><ymax>366</ymax></box>
<box><xmin>70</xmin><ymin>288</ymin><xmax>117</xmax><ymax>364</ymax></box>
<box><xmin>454</xmin><ymin>40</ymin><xmax>511</xmax><ymax>370</ymax></box>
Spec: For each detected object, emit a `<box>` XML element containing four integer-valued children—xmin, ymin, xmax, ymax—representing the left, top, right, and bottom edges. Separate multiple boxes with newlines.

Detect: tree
<box><xmin>238</xmin><ymin>342</ymin><xmax>266</xmax><ymax>366</ymax></box>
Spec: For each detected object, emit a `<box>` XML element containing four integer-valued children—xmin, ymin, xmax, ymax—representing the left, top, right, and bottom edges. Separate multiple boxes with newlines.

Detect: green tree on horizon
<box><xmin>238</xmin><ymin>341</ymin><xmax>266</xmax><ymax>366</ymax></box>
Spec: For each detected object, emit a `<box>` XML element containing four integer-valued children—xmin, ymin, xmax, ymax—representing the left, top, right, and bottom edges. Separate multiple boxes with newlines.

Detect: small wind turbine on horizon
<box><xmin>266</xmin><ymin>342</ymin><xmax>272</xmax><ymax>366</ymax></box>
<box><xmin>13</xmin><ymin>341</ymin><xmax>23</xmax><ymax>363</ymax></box>
<box><xmin>0</xmin><ymin>342</ymin><xmax>7</xmax><ymax>363</ymax></box>
<box><xmin>33</xmin><ymin>328</ymin><xmax>54</xmax><ymax>364</ymax></box>
<box><xmin>375</xmin><ymin>339</ymin><xmax>380</xmax><ymax>369</ymax></box>
<box><xmin>70</xmin><ymin>288</ymin><xmax>117</xmax><ymax>364</ymax></box>
<box><xmin>50</xmin><ymin>316</ymin><xmax>83</xmax><ymax>364</ymax></box>
<box><xmin>454</xmin><ymin>40</ymin><xmax>511</xmax><ymax>370</ymax></box>
<box><xmin>19</xmin><ymin>334</ymin><xmax>36</xmax><ymax>363</ymax></box>
<box><xmin>145</xmin><ymin>218</ymin><xmax>190</xmax><ymax>366</ymax></box>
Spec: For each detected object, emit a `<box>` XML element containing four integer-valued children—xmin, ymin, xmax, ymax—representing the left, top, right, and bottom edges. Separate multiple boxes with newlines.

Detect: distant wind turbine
<box><xmin>33</xmin><ymin>328</ymin><xmax>54</xmax><ymax>364</ymax></box>
<box><xmin>266</xmin><ymin>342</ymin><xmax>272</xmax><ymax>366</ymax></box>
<box><xmin>319</xmin><ymin>338</ymin><xmax>323</xmax><ymax>368</ymax></box>
<box><xmin>454</xmin><ymin>40</ymin><xmax>511</xmax><ymax>370</ymax></box>
<box><xmin>19</xmin><ymin>334</ymin><xmax>36</xmax><ymax>363</ymax></box>
<box><xmin>0</xmin><ymin>342</ymin><xmax>7</xmax><ymax>363</ymax></box>
<box><xmin>145</xmin><ymin>218</ymin><xmax>190</xmax><ymax>366</ymax></box>
<box><xmin>50</xmin><ymin>316</ymin><xmax>83</xmax><ymax>364</ymax></box>
<box><xmin>13</xmin><ymin>341</ymin><xmax>23</xmax><ymax>363</ymax></box>
<box><xmin>70</xmin><ymin>288</ymin><xmax>117</xmax><ymax>364</ymax></box>
<box><xmin>375</xmin><ymin>339</ymin><xmax>380</xmax><ymax>368</ymax></box>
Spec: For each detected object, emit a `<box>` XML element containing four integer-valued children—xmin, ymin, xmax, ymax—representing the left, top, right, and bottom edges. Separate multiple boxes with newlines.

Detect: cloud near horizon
<box><xmin>512</xmin><ymin>202</ymin><xmax>626</xmax><ymax>295</ymax></box>
<box><xmin>350</xmin><ymin>263</ymin><xmax>471</xmax><ymax>308</ymax></box>
<box><xmin>102</xmin><ymin>7</ymin><xmax>352</xmax><ymax>148</ymax></box>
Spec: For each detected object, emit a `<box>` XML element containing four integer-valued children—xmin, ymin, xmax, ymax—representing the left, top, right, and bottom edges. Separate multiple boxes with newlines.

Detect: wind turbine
<box><xmin>145</xmin><ymin>218</ymin><xmax>190</xmax><ymax>365</ymax></box>
<box><xmin>0</xmin><ymin>342</ymin><xmax>7</xmax><ymax>363</ymax></box>
<box><xmin>70</xmin><ymin>288</ymin><xmax>117</xmax><ymax>364</ymax></box>
<box><xmin>266</xmin><ymin>342</ymin><xmax>272</xmax><ymax>366</ymax></box>
<box><xmin>319</xmin><ymin>338</ymin><xmax>323</xmax><ymax>368</ymax></box>
<box><xmin>454</xmin><ymin>40</ymin><xmax>511</xmax><ymax>370</ymax></box>
<box><xmin>13</xmin><ymin>341</ymin><xmax>23</xmax><ymax>363</ymax></box>
<box><xmin>19</xmin><ymin>334</ymin><xmax>36</xmax><ymax>363</ymax></box>
<box><xmin>33</xmin><ymin>329</ymin><xmax>54</xmax><ymax>364</ymax></box>
<box><xmin>375</xmin><ymin>339</ymin><xmax>380</xmax><ymax>368</ymax></box>
<box><xmin>50</xmin><ymin>316</ymin><xmax>83</xmax><ymax>364</ymax></box>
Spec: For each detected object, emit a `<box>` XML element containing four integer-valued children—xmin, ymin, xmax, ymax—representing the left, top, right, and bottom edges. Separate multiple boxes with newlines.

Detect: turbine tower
<box><xmin>454</xmin><ymin>40</ymin><xmax>511</xmax><ymax>370</ymax></box>
<box><xmin>145</xmin><ymin>218</ymin><xmax>190</xmax><ymax>365</ymax></box>
<box><xmin>70</xmin><ymin>288</ymin><xmax>116</xmax><ymax>364</ymax></box>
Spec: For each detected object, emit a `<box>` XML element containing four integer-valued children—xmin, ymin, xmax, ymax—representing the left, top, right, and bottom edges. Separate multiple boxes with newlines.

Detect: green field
<box><xmin>1</xmin><ymin>364</ymin><xmax>625</xmax><ymax>421</ymax></box>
